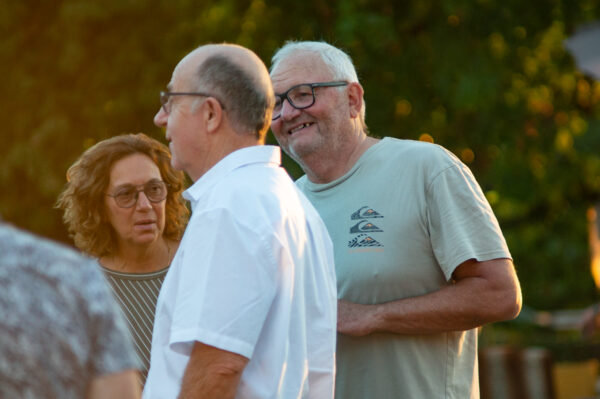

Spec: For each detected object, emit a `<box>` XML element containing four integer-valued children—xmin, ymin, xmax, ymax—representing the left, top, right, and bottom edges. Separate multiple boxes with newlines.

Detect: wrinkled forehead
<box><xmin>270</xmin><ymin>53</ymin><xmax>334</xmax><ymax>92</ymax></box>
<box><xmin>108</xmin><ymin>153</ymin><xmax>161</xmax><ymax>188</ymax></box>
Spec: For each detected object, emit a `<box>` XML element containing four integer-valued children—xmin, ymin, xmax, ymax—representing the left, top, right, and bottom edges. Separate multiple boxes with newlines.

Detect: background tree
<box><xmin>2</xmin><ymin>0</ymin><xmax>600</xmax><ymax>312</ymax></box>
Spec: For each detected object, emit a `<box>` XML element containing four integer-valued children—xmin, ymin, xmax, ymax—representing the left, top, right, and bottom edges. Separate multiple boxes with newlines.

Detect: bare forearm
<box><xmin>179</xmin><ymin>367</ymin><xmax>242</xmax><ymax>399</ymax></box>
<box><xmin>338</xmin><ymin>259</ymin><xmax>522</xmax><ymax>336</ymax></box>
<box><xmin>376</xmin><ymin>279</ymin><xmax>515</xmax><ymax>334</ymax></box>
<box><xmin>178</xmin><ymin>342</ymin><xmax>248</xmax><ymax>399</ymax></box>
<box><xmin>339</xmin><ymin>287</ymin><xmax>494</xmax><ymax>336</ymax></box>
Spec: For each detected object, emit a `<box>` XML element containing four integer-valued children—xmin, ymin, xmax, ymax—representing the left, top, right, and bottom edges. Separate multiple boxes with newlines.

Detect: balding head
<box><xmin>179</xmin><ymin>44</ymin><xmax>275</xmax><ymax>141</ymax></box>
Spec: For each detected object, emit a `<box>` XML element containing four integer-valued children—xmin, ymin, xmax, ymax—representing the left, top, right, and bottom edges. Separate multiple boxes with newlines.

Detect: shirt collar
<box><xmin>183</xmin><ymin>145</ymin><xmax>281</xmax><ymax>211</ymax></box>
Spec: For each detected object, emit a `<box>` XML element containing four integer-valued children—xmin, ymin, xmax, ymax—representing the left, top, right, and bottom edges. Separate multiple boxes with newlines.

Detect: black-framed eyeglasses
<box><xmin>107</xmin><ymin>180</ymin><xmax>168</xmax><ymax>208</ymax></box>
<box><xmin>272</xmin><ymin>81</ymin><xmax>348</xmax><ymax>121</ymax></box>
<box><xmin>160</xmin><ymin>91</ymin><xmax>225</xmax><ymax>114</ymax></box>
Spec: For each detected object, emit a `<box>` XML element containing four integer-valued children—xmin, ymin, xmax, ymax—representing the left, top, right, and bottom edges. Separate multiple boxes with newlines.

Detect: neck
<box><xmin>101</xmin><ymin>238</ymin><xmax>174</xmax><ymax>273</ymax></box>
<box><xmin>302</xmin><ymin>133</ymin><xmax>379</xmax><ymax>184</ymax></box>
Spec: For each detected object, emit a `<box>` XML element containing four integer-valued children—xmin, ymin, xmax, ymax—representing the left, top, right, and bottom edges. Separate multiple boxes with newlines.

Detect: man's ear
<box><xmin>347</xmin><ymin>82</ymin><xmax>364</xmax><ymax>119</ymax></box>
<box><xmin>203</xmin><ymin>97</ymin><xmax>224</xmax><ymax>134</ymax></box>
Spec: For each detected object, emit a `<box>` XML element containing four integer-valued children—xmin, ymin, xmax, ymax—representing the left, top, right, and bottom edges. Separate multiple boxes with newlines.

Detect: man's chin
<box><xmin>289</xmin><ymin>142</ymin><xmax>319</xmax><ymax>163</ymax></box>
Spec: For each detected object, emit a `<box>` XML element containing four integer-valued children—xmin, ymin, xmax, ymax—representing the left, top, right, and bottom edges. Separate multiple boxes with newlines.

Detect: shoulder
<box><xmin>229</xmin><ymin>164</ymin><xmax>298</xmax><ymax>202</ymax></box>
<box><xmin>196</xmin><ymin>167</ymin><xmax>303</xmax><ymax>230</ymax></box>
<box><xmin>0</xmin><ymin>224</ymin><xmax>92</xmax><ymax>269</ymax></box>
<box><xmin>379</xmin><ymin>137</ymin><xmax>458</xmax><ymax>163</ymax></box>
<box><xmin>0</xmin><ymin>224</ymin><xmax>109</xmax><ymax>303</ymax></box>
<box><xmin>361</xmin><ymin>138</ymin><xmax>462</xmax><ymax>180</ymax></box>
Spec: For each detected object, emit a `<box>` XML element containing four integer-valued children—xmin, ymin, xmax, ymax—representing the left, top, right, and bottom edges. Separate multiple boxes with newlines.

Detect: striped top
<box><xmin>99</xmin><ymin>264</ymin><xmax>168</xmax><ymax>386</ymax></box>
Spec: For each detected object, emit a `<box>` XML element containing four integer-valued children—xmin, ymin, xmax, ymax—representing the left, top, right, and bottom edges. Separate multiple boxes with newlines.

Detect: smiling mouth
<box><xmin>288</xmin><ymin>123</ymin><xmax>313</xmax><ymax>135</ymax></box>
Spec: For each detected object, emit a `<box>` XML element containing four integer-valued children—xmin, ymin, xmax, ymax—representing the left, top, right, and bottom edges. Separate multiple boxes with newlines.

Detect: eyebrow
<box><xmin>274</xmin><ymin>82</ymin><xmax>306</xmax><ymax>96</ymax></box>
<box><xmin>113</xmin><ymin>178</ymin><xmax>162</xmax><ymax>190</ymax></box>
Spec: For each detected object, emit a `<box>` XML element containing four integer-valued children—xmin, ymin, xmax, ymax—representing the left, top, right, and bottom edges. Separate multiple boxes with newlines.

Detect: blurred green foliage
<box><xmin>2</xmin><ymin>0</ymin><xmax>600</xmax><ymax>312</ymax></box>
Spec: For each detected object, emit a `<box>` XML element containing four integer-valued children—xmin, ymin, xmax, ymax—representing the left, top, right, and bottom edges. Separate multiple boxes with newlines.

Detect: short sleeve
<box><xmin>427</xmin><ymin>161</ymin><xmax>511</xmax><ymax>280</ymax></box>
<box><xmin>169</xmin><ymin>208</ymin><xmax>278</xmax><ymax>359</ymax></box>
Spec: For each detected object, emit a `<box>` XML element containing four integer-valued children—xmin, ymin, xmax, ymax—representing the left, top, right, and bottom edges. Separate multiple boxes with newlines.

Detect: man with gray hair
<box><xmin>144</xmin><ymin>43</ymin><xmax>337</xmax><ymax>399</ymax></box>
<box><xmin>269</xmin><ymin>40</ymin><xmax>522</xmax><ymax>398</ymax></box>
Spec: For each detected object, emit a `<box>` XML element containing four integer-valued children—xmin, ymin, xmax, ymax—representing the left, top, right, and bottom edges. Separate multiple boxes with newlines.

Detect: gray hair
<box><xmin>271</xmin><ymin>41</ymin><xmax>367</xmax><ymax>129</ymax></box>
<box><xmin>194</xmin><ymin>54</ymin><xmax>274</xmax><ymax>140</ymax></box>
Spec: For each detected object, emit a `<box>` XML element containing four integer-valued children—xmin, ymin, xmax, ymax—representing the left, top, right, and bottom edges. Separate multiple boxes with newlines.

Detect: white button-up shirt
<box><xmin>144</xmin><ymin>145</ymin><xmax>337</xmax><ymax>399</ymax></box>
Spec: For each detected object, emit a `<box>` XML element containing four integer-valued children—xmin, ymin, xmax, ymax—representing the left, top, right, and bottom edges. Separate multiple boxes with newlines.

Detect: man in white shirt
<box><xmin>143</xmin><ymin>43</ymin><xmax>337</xmax><ymax>399</ymax></box>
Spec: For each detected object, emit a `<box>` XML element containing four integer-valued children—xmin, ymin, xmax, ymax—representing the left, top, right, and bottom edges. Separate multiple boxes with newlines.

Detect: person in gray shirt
<box><xmin>0</xmin><ymin>222</ymin><xmax>141</xmax><ymax>399</ymax></box>
<box><xmin>269</xmin><ymin>40</ymin><xmax>522</xmax><ymax>399</ymax></box>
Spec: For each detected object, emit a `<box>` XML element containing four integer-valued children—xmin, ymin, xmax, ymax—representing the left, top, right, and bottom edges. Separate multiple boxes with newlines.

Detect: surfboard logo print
<box><xmin>348</xmin><ymin>234</ymin><xmax>383</xmax><ymax>248</ymax></box>
<box><xmin>350</xmin><ymin>220</ymin><xmax>383</xmax><ymax>234</ymax></box>
<box><xmin>351</xmin><ymin>206</ymin><xmax>384</xmax><ymax>220</ymax></box>
<box><xmin>348</xmin><ymin>206</ymin><xmax>384</xmax><ymax>248</ymax></box>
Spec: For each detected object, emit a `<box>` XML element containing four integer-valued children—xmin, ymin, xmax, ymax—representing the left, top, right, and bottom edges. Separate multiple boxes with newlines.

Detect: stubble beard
<box><xmin>288</xmin><ymin>124</ymin><xmax>348</xmax><ymax>177</ymax></box>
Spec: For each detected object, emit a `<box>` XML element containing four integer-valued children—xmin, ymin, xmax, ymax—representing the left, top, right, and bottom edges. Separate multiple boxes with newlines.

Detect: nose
<box><xmin>154</xmin><ymin>107</ymin><xmax>167</xmax><ymax>128</ymax></box>
<box><xmin>279</xmin><ymin>98</ymin><xmax>301</xmax><ymax>121</ymax></box>
<box><xmin>136</xmin><ymin>191</ymin><xmax>153</xmax><ymax>210</ymax></box>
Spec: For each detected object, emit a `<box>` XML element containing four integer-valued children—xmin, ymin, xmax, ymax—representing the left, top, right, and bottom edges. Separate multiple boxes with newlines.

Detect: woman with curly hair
<box><xmin>56</xmin><ymin>133</ymin><xmax>189</xmax><ymax>386</ymax></box>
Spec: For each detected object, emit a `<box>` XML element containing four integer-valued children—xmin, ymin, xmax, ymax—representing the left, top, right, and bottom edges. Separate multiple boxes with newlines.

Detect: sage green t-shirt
<box><xmin>296</xmin><ymin>137</ymin><xmax>511</xmax><ymax>399</ymax></box>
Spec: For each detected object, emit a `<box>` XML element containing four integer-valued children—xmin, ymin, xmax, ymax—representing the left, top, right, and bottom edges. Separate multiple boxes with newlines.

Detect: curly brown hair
<box><xmin>56</xmin><ymin>133</ymin><xmax>189</xmax><ymax>257</ymax></box>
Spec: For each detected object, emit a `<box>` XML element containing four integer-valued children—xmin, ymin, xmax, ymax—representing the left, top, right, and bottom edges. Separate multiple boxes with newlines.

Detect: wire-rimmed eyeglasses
<box><xmin>160</xmin><ymin>91</ymin><xmax>226</xmax><ymax>114</ymax></box>
<box><xmin>107</xmin><ymin>180</ymin><xmax>168</xmax><ymax>208</ymax></box>
<box><xmin>272</xmin><ymin>81</ymin><xmax>348</xmax><ymax>121</ymax></box>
